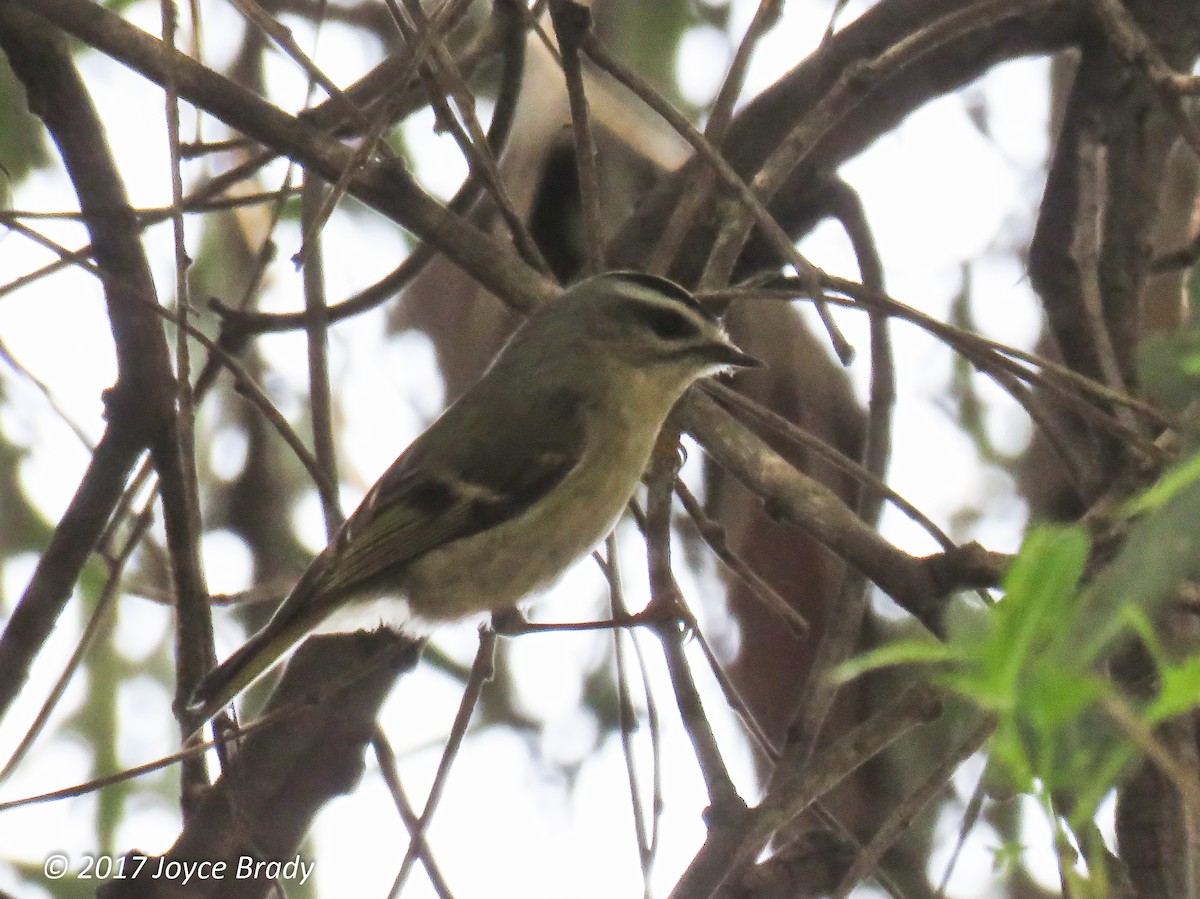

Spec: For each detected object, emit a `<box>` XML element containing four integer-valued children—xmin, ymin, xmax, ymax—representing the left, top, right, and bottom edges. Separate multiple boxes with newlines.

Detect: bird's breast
<box><xmin>401</xmin><ymin>400</ymin><xmax>661</xmax><ymax>620</ymax></box>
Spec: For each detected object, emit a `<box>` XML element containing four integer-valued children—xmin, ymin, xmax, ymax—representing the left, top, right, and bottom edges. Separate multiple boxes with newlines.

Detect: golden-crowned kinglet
<box><xmin>188</xmin><ymin>271</ymin><xmax>760</xmax><ymax>724</ymax></box>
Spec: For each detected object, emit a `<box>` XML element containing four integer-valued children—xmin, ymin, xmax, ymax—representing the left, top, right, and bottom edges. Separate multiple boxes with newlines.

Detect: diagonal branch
<box><xmin>609</xmin><ymin>0</ymin><xmax>1084</xmax><ymax>281</ymax></box>
<box><xmin>14</xmin><ymin>0</ymin><xmax>557</xmax><ymax>313</ymax></box>
<box><xmin>676</xmin><ymin>392</ymin><xmax>1009</xmax><ymax>635</ymax></box>
<box><xmin>0</xmin><ymin>3</ymin><xmax>187</xmax><ymax>729</ymax></box>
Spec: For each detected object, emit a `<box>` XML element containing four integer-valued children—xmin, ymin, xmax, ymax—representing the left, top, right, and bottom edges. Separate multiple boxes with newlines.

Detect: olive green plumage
<box><xmin>188</xmin><ymin>271</ymin><xmax>759</xmax><ymax>725</ymax></box>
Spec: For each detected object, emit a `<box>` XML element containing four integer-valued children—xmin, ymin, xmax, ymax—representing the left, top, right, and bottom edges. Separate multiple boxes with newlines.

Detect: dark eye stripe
<box><xmin>629</xmin><ymin>303</ymin><xmax>702</xmax><ymax>340</ymax></box>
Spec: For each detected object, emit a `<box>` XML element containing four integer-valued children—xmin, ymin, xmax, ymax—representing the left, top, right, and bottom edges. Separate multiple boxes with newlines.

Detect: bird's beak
<box><xmin>708</xmin><ymin>341</ymin><xmax>765</xmax><ymax>370</ymax></box>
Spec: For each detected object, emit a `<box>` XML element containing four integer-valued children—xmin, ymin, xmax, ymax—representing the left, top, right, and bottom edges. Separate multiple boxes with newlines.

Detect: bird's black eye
<box><xmin>630</xmin><ymin>304</ymin><xmax>702</xmax><ymax>341</ymax></box>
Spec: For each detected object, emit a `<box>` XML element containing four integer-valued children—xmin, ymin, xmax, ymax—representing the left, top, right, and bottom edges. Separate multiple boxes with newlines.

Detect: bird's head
<box><xmin>533</xmin><ymin>271</ymin><xmax>762</xmax><ymax>381</ymax></box>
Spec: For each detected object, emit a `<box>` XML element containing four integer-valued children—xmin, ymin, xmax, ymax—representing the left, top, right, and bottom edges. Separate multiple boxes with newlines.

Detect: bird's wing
<box><xmin>187</xmin><ymin>386</ymin><xmax>591</xmax><ymax>725</ymax></box>
<box><xmin>312</xmin><ymin>386</ymin><xmax>590</xmax><ymax>598</ymax></box>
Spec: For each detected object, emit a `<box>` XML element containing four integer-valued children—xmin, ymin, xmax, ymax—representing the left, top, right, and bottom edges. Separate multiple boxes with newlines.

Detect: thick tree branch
<box><xmin>1030</xmin><ymin>1</ymin><xmax>1200</xmax><ymax>497</ymax></box>
<box><xmin>676</xmin><ymin>392</ymin><xmax>1009</xmax><ymax>635</ymax></box>
<box><xmin>0</xmin><ymin>4</ymin><xmax>183</xmax><ymax>724</ymax></box>
<box><xmin>98</xmin><ymin>630</ymin><xmax>423</xmax><ymax>899</ymax></box>
<box><xmin>610</xmin><ymin>0</ymin><xmax>1085</xmax><ymax>281</ymax></box>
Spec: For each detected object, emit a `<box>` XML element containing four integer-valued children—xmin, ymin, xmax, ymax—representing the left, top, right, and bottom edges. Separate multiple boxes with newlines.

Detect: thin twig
<box><xmin>0</xmin><ymin>216</ymin><xmax>102</xmax><ymax>277</ymax></box>
<box><xmin>687</xmin><ymin>625</ymin><xmax>781</xmax><ymax>763</ymax></box>
<box><xmin>0</xmin><ymin>181</ymin><xmax>303</xmax><ymax>305</ymax></box>
<box><xmin>292</xmin><ymin>0</ymin><xmax>459</xmax><ymax>264</ymax></box>
<box><xmin>1100</xmin><ymin>691</ymin><xmax>1200</xmax><ymax>822</ymax></box>
<box><xmin>934</xmin><ymin>737</ymin><xmax>991</xmax><ymax>899</ymax></box>
<box><xmin>787</xmin><ymin>178</ymin><xmax>894</xmax><ymax>767</ymax></box>
<box><xmin>0</xmin><ymin>739</ymin><xmax>212</xmax><ymax>813</ymax></box>
<box><xmin>388</xmin><ymin>628</ymin><xmax>497</xmax><ymax>898</ymax></box>
<box><xmin>703</xmin><ymin>380</ymin><xmax>953</xmax><ymax>549</ymax></box>
<box><xmin>161</xmin><ymin>1</ymin><xmax>216</xmax><ymax>812</ymax></box>
<box><xmin>1069</xmin><ymin>132</ymin><xmax>1134</xmax><ymax>416</ymax></box>
<box><xmin>722</xmin><ymin>277</ymin><xmax>1170</xmax><ymax>434</ymax></box>
<box><xmin>703</xmin><ymin>0</ymin><xmax>1041</xmax><ymax>293</ymax></box>
<box><xmin>392</xmin><ymin>0</ymin><xmax>549</xmax><ymax>273</ymax></box>
<box><xmin>0</xmin><ymin>336</ymin><xmax>96</xmax><ymax>450</ymax></box>
<box><xmin>604</xmin><ymin>533</ymin><xmax>655</xmax><ymax>896</ymax></box>
<box><xmin>643</xmin><ymin>0</ymin><xmax>784</xmax><ymax>278</ymax></box>
<box><xmin>23</xmin><ymin>0</ymin><xmax>561</xmax><ymax>314</ymax></box>
<box><xmin>643</xmin><ymin>436</ymin><xmax>746</xmax><ymax>817</ymax></box>
<box><xmin>371</xmin><ymin>727</ymin><xmax>457</xmax><ymax>899</ymax></box>
<box><xmin>674</xmin><ymin>477</ymin><xmax>810</xmax><ymax>634</ymax></box>
<box><xmin>705</xmin><ymin>0</ymin><xmax>781</xmax><ymax>144</ymax></box>
<box><xmin>138</xmin><ymin>297</ymin><xmax>340</xmax><ymax>509</ymax></box>
<box><xmin>223</xmin><ymin>0</ymin><xmax>373</xmax><ymax>134</ymax></box>
<box><xmin>668</xmin><ymin>682</ymin><xmax>943</xmax><ymax>899</ymax></box>
<box><xmin>677</xmin><ymin>390</ymin><xmax>1011</xmax><ymax>633</ymax></box>
<box><xmin>301</xmin><ymin>176</ymin><xmax>344</xmax><ymax>536</ymax></box>
<box><xmin>832</xmin><ymin>716</ymin><xmax>994</xmax><ymax>897</ymax></box>
<box><xmin>581</xmin><ymin>36</ymin><xmax>850</xmax><ymax>363</ymax></box>
<box><xmin>550</xmin><ymin>0</ymin><xmax>606</xmax><ymax>274</ymax></box>
<box><xmin>0</xmin><ymin>502</ymin><xmax>154</xmax><ymax>786</ymax></box>
<box><xmin>212</xmin><ymin>0</ymin><xmax>531</xmax><ymax>336</ymax></box>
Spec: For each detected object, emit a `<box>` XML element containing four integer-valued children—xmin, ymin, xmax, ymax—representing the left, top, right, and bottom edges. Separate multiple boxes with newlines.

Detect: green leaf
<box><xmin>1147</xmin><ymin>656</ymin><xmax>1200</xmax><ymax>723</ymax></box>
<box><xmin>1122</xmin><ymin>451</ymin><xmax>1200</xmax><ymax>517</ymax></box>
<box><xmin>1136</xmin><ymin>318</ymin><xmax>1200</xmax><ymax>421</ymax></box>
<box><xmin>831</xmin><ymin>638</ymin><xmax>961</xmax><ymax>683</ymax></box>
<box><xmin>972</xmin><ymin>526</ymin><xmax>1090</xmax><ymax>693</ymax></box>
<box><xmin>1090</xmin><ymin>477</ymin><xmax>1200</xmax><ymax>634</ymax></box>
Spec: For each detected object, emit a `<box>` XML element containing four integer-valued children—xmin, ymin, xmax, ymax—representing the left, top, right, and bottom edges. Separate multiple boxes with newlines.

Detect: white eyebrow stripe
<box><xmin>607</xmin><ymin>272</ymin><xmax>717</xmax><ymax>323</ymax></box>
<box><xmin>618</xmin><ymin>285</ymin><xmax>720</xmax><ymax>332</ymax></box>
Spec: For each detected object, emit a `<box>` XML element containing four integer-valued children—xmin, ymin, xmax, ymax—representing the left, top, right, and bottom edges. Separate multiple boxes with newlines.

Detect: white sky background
<box><xmin>0</xmin><ymin>0</ymin><xmax>1077</xmax><ymax>895</ymax></box>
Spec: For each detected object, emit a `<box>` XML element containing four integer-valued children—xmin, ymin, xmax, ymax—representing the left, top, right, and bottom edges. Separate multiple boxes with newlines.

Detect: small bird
<box><xmin>188</xmin><ymin>271</ymin><xmax>760</xmax><ymax>725</ymax></box>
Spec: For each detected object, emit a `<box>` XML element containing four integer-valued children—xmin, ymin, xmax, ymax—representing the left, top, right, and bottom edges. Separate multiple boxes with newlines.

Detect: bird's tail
<box><xmin>186</xmin><ymin>607</ymin><xmax>320</xmax><ymax>730</ymax></box>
